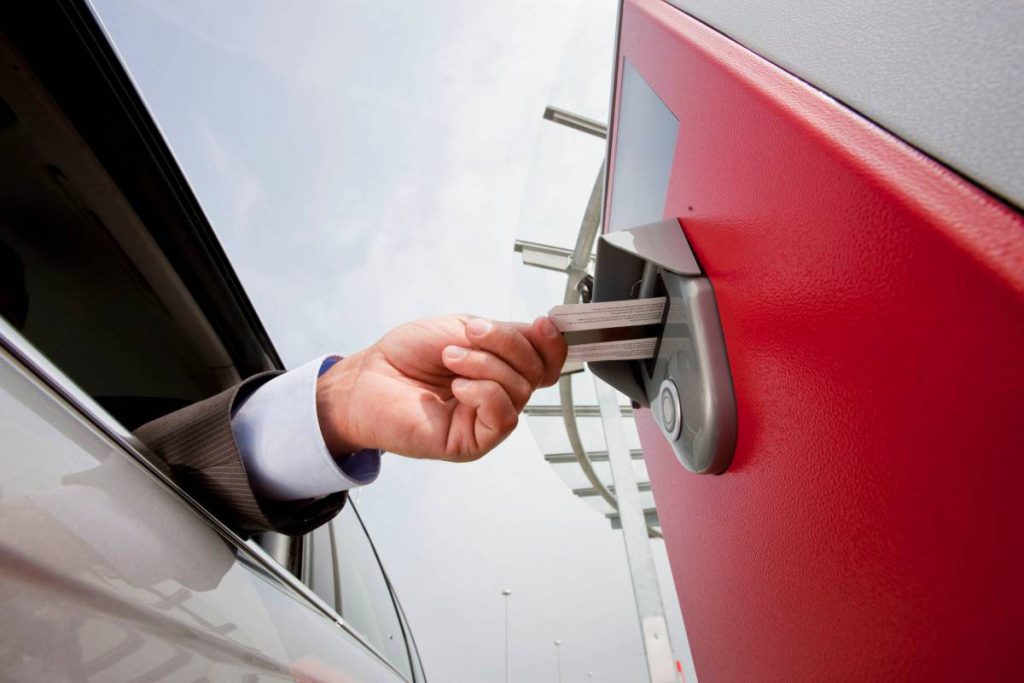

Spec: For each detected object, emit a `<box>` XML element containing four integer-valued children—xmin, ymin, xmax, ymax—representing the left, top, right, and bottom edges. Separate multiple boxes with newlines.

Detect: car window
<box><xmin>0</xmin><ymin>36</ymin><xmax>242</xmax><ymax>431</ymax></box>
<box><xmin>395</xmin><ymin>590</ymin><xmax>427</xmax><ymax>682</ymax></box>
<box><xmin>307</xmin><ymin>505</ymin><xmax>415</xmax><ymax>679</ymax></box>
<box><xmin>303</xmin><ymin>522</ymin><xmax>338</xmax><ymax>609</ymax></box>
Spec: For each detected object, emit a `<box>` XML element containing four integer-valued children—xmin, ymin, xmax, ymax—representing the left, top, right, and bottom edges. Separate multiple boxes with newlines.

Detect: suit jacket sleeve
<box><xmin>134</xmin><ymin>371</ymin><xmax>347</xmax><ymax>537</ymax></box>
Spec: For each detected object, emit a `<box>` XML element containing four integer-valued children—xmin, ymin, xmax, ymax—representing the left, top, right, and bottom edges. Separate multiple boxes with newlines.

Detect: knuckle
<box><xmin>524</xmin><ymin>355</ymin><xmax>545</xmax><ymax>385</ymax></box>
<box><xmin>500</xmin><ymin>410</ymin><xmax>519</xmax><ymax>432</ymax></box>
<box><xmin>466</xmin><ymin>349</ymin><xmax>487</xmax><ymax>370</ymax></box>
<box><xmin>470</xmin><ymin>351</ymin><xmax>499</xmax><ymax>378</ymax></box>
<box><xmin>483</xmin><ymin>324</ymin><xmax>509</xmax><ymax>346</ymax></box>
<box><xmin>485</xmin><ymin>381</ymin><xmax>504</xmax><ymax>400</ymax></box>
<box><xmin>513</xmin><ymin>374</ymin><xmax>533</xmax><ymax>399</ymax></box>
<box><xmin>545</xmin><ymin>366</ymin><xmax>564</xmax><ymax>387</ymax></box>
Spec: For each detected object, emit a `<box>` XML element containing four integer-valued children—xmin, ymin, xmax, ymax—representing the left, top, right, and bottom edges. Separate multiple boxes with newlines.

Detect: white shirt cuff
<box><xmin>230</xmin><ymin>354</ymin><xmax>382</xmax><ymax>502</ymax></box>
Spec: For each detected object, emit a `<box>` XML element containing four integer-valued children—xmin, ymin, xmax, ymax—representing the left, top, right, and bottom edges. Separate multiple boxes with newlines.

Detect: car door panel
<box><xmin>0</xmin><ymin>342</ymin><xmax>405</xmax><ymax>682</ymax></box>
<box><xmin>609</xmin><ymin>1</ymin><xmax>1024</xmax><ymax>680</ymax></box>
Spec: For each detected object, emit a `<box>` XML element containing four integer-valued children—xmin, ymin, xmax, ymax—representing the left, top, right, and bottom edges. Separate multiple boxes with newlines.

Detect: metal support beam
<box><xmin>548</xmin><ymin>163</ymin><xmax>623</xmax><ymax>512</ymax></box>
<box><xmin>572</xmin><ymin>481</ymin><xmax>652</xmax><ymax>498</ymax></box>
<box><xmin>525</xmin><ymin>404</ymin><xmax>632</xmax><ymax>418</ymax></box>
<box><xmin>544</xmin><ymin>449</ymin><xmax>643</xmax><ymax>464</ymax></box>
<box><xmin>595</xmin><ymin>376</ymin><xmax>679</xmax><ymax>683</ymax></box>
<box><xmin>543</xmin><ymin>106</ymin><xmax>608</xmax><ymax>139</ymax></box>
<box><xmin>513</xmin><ymin>239</ymin><xmax>577</xmax><ymax>273</ymax></box>
<box><xmin>606</xmin><ymin>509</ymin><xmax>661</xmax><ymax>531</ymax></box>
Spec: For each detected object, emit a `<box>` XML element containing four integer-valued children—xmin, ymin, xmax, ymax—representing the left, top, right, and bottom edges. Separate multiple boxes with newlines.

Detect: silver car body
<box><xmin>0</xmin><ymin>1</ymin><xmax>424</xmax><ymax>680</ymax></box>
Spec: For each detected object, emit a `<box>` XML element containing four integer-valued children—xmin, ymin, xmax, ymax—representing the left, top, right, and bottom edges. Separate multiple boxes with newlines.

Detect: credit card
<box><xmin>548</xmin><ymin>297</ymin><xmax>666</xmax><ymax>362</ymax></box>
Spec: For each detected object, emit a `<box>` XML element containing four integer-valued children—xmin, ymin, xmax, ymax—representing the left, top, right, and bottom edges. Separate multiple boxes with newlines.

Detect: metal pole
<box><xmin>554</xmin><ymin>640</ymin><xmax>563</xmax><ymax>683</ymax></box>
<box><xmin>542</xmin><ymin>106</ymin><xmax>608</xmax><ymax>139</ymax></box>
<box><xmin>594</xmin><ymin>376</ymin><xmax>680</xmax><ymax>683</ymax></box>
<box><xmin>555</xmin><ymin>166</ymin><xmax>624</xmax><ymax>513</ymax></box>
<box><xmin>502</xmin><ymin>589</ymin><xmax>512</xmax><ymax>683</ymax></box>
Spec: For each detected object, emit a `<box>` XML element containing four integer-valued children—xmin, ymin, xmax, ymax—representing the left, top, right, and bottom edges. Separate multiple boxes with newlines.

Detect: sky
<box><xmin>89</xmin><ymin>1</ymin><xmax>688</xmax><ymax>680</ymax></box>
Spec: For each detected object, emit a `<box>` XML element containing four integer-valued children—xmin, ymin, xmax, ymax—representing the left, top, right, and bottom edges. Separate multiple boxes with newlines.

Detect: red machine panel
<box><xmin>612</xmin><ymin>1</ymin><xmax>1024</xmax><ymax>680</ymax></box>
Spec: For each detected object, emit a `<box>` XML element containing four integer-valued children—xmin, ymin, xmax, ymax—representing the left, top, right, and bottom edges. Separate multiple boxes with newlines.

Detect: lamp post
<box><xmin>502</xmin><ymin>589</ymin><xmax>512</xmax><ymax>683</ymax></box>
<box><xmin>554</xmin><ymin>639</ymin><xmax>563</xmax><ymax>683</ymax></box>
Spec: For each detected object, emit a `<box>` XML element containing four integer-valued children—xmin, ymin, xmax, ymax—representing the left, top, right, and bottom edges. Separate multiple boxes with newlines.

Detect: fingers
<box><xmin>464</xmin><ymin>316</ymin><xmax>567</xmax><ymax>389</ymax></box>
<box><xmin>450</xmin><ymin>378</ymin><xmax>517</xmax><ymax>456</ymax></box>
<box><xmin>442</xmin><ymin>346</ymin><xmax>533</xmax><ymax>410</ymax></box>
<box><xmin>525</xmin><ymin>316</ymin><xmax>569</xmax><ymax>387</ymax></box>
<box><xmin>464</xmin><ymin>318</ymin><xmax>545</xmax><ymax>387</ymax></box>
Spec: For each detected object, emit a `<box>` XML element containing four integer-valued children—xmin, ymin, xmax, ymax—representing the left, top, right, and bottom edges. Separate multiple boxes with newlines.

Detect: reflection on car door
<box><xmin>0</xmin><ymin>334</ymin><xmax>409</xmax><ymax>682</ymax></box>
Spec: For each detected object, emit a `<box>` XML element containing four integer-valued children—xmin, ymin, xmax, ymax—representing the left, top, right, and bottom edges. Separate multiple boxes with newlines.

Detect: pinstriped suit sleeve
<box><xmin>134</xmin><ymin>371</ymin><xmax>347</xmax><ymax>537</ymax></box>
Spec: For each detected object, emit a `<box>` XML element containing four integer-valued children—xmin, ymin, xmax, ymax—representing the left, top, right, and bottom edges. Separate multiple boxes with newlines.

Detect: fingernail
<box><xmin>467</xmin><ymin>318</ymin><xmax>493</xmax><ymax>336</ymax></box>
<box><xmin>451</xmin><ymin>377</ymin><xmax>469</xmax><ymax>391</ymax></box>
<box><xmin>537</xmin><ymin>316</ymin><xmax>560</xmax><ymax>338</ymax></box>
<box><xmin>444</xmin><ymin>345</ymin><xmax>468</xmax><ymax>360</ymax></box>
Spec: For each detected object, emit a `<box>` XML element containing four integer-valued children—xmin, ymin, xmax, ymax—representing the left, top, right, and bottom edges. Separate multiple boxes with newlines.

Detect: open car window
<box><xmin>0</xmin><ymin>36</ymin><xmax>240</xmax><ymax>430</ymax></box>
<box><xmin>0</xmin><ymin>23</ymin><xmax>266</xmax><ymax>431</ymax></box>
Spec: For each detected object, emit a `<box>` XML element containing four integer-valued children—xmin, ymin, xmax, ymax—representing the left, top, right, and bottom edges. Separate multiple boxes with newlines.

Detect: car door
<box><xmin>0</xmin><ymin>322</ymin><xmax>411</xmax><ymax>682</ymax></box>
<box><xmin>301</xmin><ymin>504</ymin><xmax>426</xmax><ymax>681</ymax></box>
<box><xmin>0</xmin><ymin>1</ymin><xmax>416</xmax><ymax>676</ymax></box>
<box><xmin>602</xmin><ymin>1</ymin><xmax>1024</xmax><ymax>681</ymax></box>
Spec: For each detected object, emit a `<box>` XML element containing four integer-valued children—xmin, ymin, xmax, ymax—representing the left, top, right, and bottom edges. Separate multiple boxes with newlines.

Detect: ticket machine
<box><xmin>594</xmin><ymin>1</ymin><xmax>1024</xmax><ymax>680</ymax></box>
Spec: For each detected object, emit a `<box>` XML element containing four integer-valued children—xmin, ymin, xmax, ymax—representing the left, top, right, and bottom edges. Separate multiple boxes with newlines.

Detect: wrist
<box><xmin>316</xmin><ymin>350</ymin><xmax>370</xmax><ymax>455</ymax></box>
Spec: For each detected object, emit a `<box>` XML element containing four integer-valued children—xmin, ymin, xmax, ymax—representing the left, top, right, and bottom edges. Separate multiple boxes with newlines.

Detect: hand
<box><xmin>315</xmin><ymin>315</ymin><xmax>567</xmax><ymax>462</ymax></box>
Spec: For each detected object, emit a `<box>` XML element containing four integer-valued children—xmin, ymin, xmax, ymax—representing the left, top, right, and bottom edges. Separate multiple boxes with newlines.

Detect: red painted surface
<box><xmin>615</xmin><ymin>1</ymin><xmax>1024</xmax><ymax>680</ymax></box>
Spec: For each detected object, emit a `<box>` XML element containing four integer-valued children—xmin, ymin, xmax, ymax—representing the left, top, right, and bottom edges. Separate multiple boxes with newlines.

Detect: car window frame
<box><xmin>0</xmin><ymin>317</ymin><xmax>413</xmax><ymax>683</ymax></box>
<box><xmin>346</xmin><ymin>503</ymin><xmax>419</xmax><ymax>679</ymax></box>
<box><xmin>301</xmin><ymin>502</ymin><xmax>420</xmax><ymax>681</ymax></box>
<box><xmin>393</xmin><ymin>583</ymin><xmax>428</xmax><ymax>682</ymax></box>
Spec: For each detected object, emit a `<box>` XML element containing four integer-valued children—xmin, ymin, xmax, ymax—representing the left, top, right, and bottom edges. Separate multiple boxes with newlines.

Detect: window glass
<box><xmin>332</xmin><ymin>505</ymin><xmax>413</xmax><ymax>679</ymax></box>
<box><xmin>0</xmin><ymin>42</ymin><xmax>234</xmax><ymax>430</ymax></box>
<box><xmin>396</xmin><ymin>595</ymin><xmax>426</xmax><ymax>682</ymax></box>
<box><xmin>303</xmin><ymin>523</ymin><xmax>337</xmax><ymax>610</ymax></box>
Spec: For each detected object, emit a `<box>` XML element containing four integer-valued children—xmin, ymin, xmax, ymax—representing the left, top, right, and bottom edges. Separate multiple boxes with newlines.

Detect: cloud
<box><xmin>192</xmin><ymin>115</ymin><xmax>264</xmax><ymax>235</ymax></box>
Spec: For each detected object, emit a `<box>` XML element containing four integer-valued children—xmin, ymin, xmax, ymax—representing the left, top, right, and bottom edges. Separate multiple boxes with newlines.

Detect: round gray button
<box><xmin>661</xmin><ymin>389</ymin><xmax>676</xmax><ymax>432</ymax></box>
<box><xmin>658</xmin><ymin>379</ymin><xmax>682</xmax><ymax>442</ymax></box>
